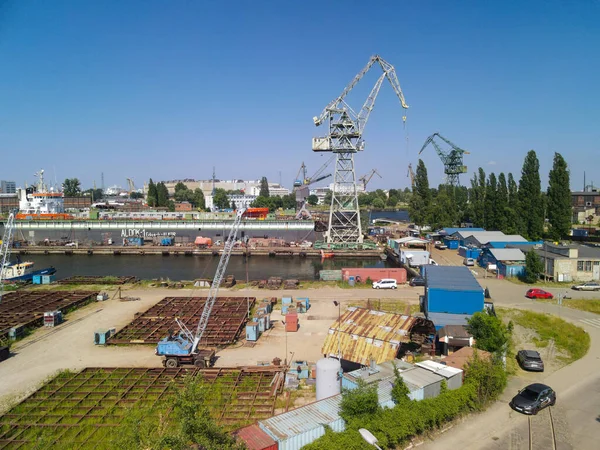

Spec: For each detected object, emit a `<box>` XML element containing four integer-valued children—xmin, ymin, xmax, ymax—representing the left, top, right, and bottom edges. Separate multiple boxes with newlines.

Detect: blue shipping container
<box><xmin>424</xmin><ymin>266</ymin><xmax>484</xmax><ymax>315</ymax></box>
<box><xmin>282</xmin><ymin>297</ymin><xmax>292</xmax><ymax>305</ymax></box>
<box><xmin>296</xmin><ymin>297</ymin><xmax>310</xmax><ymax>311</ymax></box>
<box><xmin>32</xmin><ymin>275</ymin><xmax>43</xmax><ymax>285</ymax></box>
<box><xmin>42</xmin><ymin>275</ymin><xmax>56</xmax><ymax>284</ymax></box>
<box><xmin>444</xmin><ymin>238</ymin><xmax>460</xmax><ymax>249</ymax></box>
<box><xmin>246</xmin><ymin>324</ymin><xmax>259</xmax><ymax>341</ymax></box>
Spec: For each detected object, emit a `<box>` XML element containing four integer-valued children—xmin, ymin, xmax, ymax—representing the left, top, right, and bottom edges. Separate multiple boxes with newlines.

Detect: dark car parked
<box><xmin>510</xmin><ymin>383</ymin><xmax>556</xmax><ymax>415</ymax></box>
<box><xmin>409</xmin><ymin>277</ymin><xmax>425</xmax><ymax>287</ymax></box>
<box><xmin>516</xmin><ymin>350</ymin><xmax>544</xmax><ymax>372</ymax></box>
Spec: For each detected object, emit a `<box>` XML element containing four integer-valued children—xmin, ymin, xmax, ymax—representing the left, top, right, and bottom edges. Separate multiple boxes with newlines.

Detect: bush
<box><xmin>339</xmin><ymin>379</ymin><xmax>380</xmax><ymax>422</ymax></box>
<box><xmin>305</xmin><ymin>352</ymin><xmax>507</xmax><ymax>449</ymax></box>
<box><xmin>522</xmin><ymin>248</ymin><xmax>544</xmax><ymax>283</ymax></box>
<box><xmin>466</xmin><ymin>311</ymin><xmax>510</xmax><ymax>354</ymax></box>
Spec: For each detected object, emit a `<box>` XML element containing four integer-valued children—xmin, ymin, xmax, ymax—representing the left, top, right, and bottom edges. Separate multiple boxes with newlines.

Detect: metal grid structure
<box><xmin>0</xmin><ymin>291</ymin><xmax>97</xmax><ymax>341</ymax></box>
<box><xmin>108</xmin><ymin>296</ymin><xmax>255</xmax><ymax>345</ymax></box>
<box><xmin>56</xmin><ymin>276</ymin><xmax>137</xmax><ymax>285</ymax></box>
<box><xmin>0</xmin><ymin>366</ymin><xmax>285</xmax><ymax>449</ymax></box>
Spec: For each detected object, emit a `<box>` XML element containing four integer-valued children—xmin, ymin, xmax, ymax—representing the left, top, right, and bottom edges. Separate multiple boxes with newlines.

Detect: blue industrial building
<box><xmin>479</xmin><ymin>248</ymin><xmax>526</xmax><ymax>278</ymax></box>
<box><xmin>423</xmin><ymin>266</ymin><xmax>484</xmax><ymax>328</ymax></box>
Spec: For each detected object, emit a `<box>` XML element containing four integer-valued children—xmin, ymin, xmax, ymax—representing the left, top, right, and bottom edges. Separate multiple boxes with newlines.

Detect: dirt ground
<box><xmin>0</xmin><ymin>284</ymin><xmax>422</xmax><ymax>413</ymax></box>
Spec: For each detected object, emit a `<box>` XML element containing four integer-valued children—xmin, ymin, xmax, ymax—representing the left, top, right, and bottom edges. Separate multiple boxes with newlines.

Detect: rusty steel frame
<box><xmin>0</xmin><ymin>366</ymin><xmax>285</xmax><ymax>449</ymax></box>
<box><xmin>0</xmin><ymin>291</ymin><xmax>97</xmax><ymax>341</ymax></box>
<box><xmin>107</xmin><ymin>296</ymin><xmax>256</xmax><ymax>346</ymax></box>
<box><xmin>56</xmin><ymin>276</ymin><xmax>137</xmax><ymax>285</ymax></box>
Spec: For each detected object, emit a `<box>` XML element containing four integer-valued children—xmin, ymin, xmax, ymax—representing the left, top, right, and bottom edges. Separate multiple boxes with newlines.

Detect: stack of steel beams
<box><xmin>107</xmin><ymin>296</ymin><xmax>256</xmax><ymax>346</ymax></box>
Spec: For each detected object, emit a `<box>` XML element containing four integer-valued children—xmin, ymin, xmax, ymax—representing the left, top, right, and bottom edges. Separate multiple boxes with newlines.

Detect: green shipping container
<box><xmin>319</xmin><ymin>270</ymin><xmax>342</xmax><ymax>281</ymax></box>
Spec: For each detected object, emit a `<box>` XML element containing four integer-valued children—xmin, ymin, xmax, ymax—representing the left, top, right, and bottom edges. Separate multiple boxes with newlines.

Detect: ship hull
<box><xmin>3</xmin><ymin>267</ymin><xmax>56</xmax><ymax>282</ymax></box>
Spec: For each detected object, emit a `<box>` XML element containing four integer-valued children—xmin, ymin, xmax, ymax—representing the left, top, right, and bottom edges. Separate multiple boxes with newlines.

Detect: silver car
<box><xmin>571</xmin><ymin>282</ymin><xmax>600</xmax><ymax>291</ymax></box>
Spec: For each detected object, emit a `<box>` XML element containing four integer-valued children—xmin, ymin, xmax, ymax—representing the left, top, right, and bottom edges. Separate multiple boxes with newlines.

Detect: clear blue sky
<box><xmin>1</xmin><ymin>0</ymin><xmax>598</xmax><ymax>191</ymax></box>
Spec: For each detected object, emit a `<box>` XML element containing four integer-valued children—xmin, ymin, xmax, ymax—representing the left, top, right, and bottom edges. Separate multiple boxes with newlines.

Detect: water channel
<box><xmin>27</xmin><ymin>254</ymin><xmax>393</xmax><ymax>281</ymax></box>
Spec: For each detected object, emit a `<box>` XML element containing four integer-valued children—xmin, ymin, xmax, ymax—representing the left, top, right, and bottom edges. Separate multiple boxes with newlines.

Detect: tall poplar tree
<box><xmin>518</xmin><ymin>150</ymin><xmax>544</xmax><ymax>240</ymax></box>
<box><xmin>496</xmin><ymin>173</ymin><xmax>508</xmax><ymax>233</ymax></box>
<box><xmin>147</xmin><ymin>179</ymin><xmax>158</xmax><ymax>207</ymax></box>
<box><xmin>470</xmin><ymin>168</ymin><xmax>486</xmax><ymax>227</ymax></box>
<box><xmin>506</xmin><ymin>173</ymin><xmax>519</xmax><ymax>234</ymax></box>
<box><xmin>547</xmin><ymin>153</ymin><xmax>571</xmax><ymax>240</ymax></box>
<box><xmin>484</xmin><ymin>173</ymin><xmax>497</xmax><ymax>230</ymax></box>
<box><xmin>408</xmin><ymin>159</ymin><xmax>431</xmax><ymax>227</ymax></box>
<box><xmin>259</xmin><ymin>177</ymin><xmax>270</xmax><ymax>197</ymax></box>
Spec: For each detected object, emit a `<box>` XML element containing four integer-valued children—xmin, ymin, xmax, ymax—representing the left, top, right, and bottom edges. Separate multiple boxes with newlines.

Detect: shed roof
<box><xmin>235</xmin><ymin>424</ymin><xmax>277</xmax><ymax>450</ymax></box>
<box><xmin>442</xmin><ymin>347</ymin><xmax>492</xmax><ymax>371</ymax></box>
<box><xmin>438</xmin><ymin>325</ymin><xmax>472</xmax><ymax>339</ymax></box>
<box><xmin>426</xmin><ymin>312</ymin><xmax>472</xmax><ymax>327</ymax></box>
<box><xmin>321</xmin><ymin>307</ymin><xmax>435</xmax><ymax>365</ymax></box>
<box><xmin>344</xmin><ymin>359</ymin><xmax>414</xmax><ymax>385</ymax></box>
<box><xmin>487</xmin><ymin>248</ymin><xmax>526</xmax><ymax>262</ymax></box>
<box><xmin>441</xmin><ymin>227</ymin><xmax>484</xmax><ymax>236</ymax></box>
<box><xmin>259</xmin><ymin>394</ymin><xmax>342</xmax><ymax>441</ymax></box>
<box><xmin>416</xmin><ymin>360</ymin><xmax>463</xmax><ymax>378</ymax></box>
<box><xmin>578</xmin><ymin>245</ymin><xmax>600</xmax><ymax>259</ymax></box>
<box><xmin>395</xmin><ymin>237</ymin><xmax>430</xmax><ymax>245</ymax></box>
<box><xmin>424</xmin><ymin>266</ymin><xmax>483</xmax><ymax>293</ymax></box>
<box><xmin>397</xmin><ymin>366</ymin><xmax>444</xmax><ymax>388</ymax></box>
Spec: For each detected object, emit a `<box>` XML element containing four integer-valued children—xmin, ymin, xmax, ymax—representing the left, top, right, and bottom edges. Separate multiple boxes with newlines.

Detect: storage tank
<box><xmin>316</xmin><ymin>358</ymin><xmax>341</xmax><ymax>400</ymax></box>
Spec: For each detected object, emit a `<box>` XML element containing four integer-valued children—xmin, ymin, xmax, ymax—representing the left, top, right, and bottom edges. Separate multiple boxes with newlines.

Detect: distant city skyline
<box><xmin>1</xmin><ymin>1</ymin><xmax>598</xmax><ymax>191</ymax></box>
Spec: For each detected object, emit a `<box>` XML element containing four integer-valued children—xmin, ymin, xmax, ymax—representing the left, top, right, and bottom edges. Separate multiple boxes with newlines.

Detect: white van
<box><xmin>372</xmin><ymin>279</ymin><xmax>398</xmax><ymax>289</ymax></box>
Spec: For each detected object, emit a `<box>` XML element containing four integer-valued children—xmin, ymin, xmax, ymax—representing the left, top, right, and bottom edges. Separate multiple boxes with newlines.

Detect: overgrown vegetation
<box><xmin>304</xmin><ymin>354</ymin><xmax>506</xmax><ymax>449</ymax></box>
<box><xmin>466</xmin><ymin>311</ymin><xmax>511</xmax><ymax>354</ymax></box>
<box><xmin>504</xmin><ymin>309</ymin><xmax>590</xmax><ymax>363</ymax></box>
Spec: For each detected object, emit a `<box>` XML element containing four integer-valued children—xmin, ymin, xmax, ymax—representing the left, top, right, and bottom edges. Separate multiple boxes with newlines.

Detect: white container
<box><xmin>316</xmin><ymin>358</ymin><xmax>341</xmax><ymax>401</ymax></box>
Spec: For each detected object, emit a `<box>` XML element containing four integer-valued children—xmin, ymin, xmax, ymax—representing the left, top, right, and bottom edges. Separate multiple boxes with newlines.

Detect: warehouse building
<box><xmin>479</xmin><ymin>248</ymin><xmax>526</xmax><ymax>278</ymax></box>
<box><xmin>422</xmin><ymin>266</ymin><xmax>484</xmax><ymax>329</ymax></box>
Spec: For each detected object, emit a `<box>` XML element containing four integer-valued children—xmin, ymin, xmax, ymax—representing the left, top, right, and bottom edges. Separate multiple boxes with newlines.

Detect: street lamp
<box><xmin>333</xmin><ymin>301</ymin><xmax>341</xmax><ymax>359</ymax></box>
<box><xmin>359</xmin><ymin>428</ymin><xmax>381</xmax><ymax>450</ymax></box>
<box><xmin>282</xmin><ymin>319</ymin><xmax>288</xmax><ymax>366</ymax></box>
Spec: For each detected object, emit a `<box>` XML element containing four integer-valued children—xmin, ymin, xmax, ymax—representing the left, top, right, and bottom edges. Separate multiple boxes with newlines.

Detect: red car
<box><xmin>525</xmin><ymin>288</ymin><xmax>553</xmax><ymax>299</ymax></box>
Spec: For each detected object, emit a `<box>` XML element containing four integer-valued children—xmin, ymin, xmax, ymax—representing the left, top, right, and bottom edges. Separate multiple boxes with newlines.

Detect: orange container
<box><xmin>285</xmin><ymin>312</ymin><xmax>298</xmax><ymax>332</ymax></box>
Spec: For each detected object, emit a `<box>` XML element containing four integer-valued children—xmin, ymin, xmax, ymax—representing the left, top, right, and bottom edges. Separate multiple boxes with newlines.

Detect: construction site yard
<box><xmin>0</xmin><ymin>285</ymin><xmax>423</xmax><ymax>413</ymax></box>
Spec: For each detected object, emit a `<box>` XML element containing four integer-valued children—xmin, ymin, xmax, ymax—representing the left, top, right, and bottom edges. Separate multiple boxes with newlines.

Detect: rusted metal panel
<box><xmin>235</xmin><ymin>424</ymin><xmax>278</xmax><ymax>450</ymax></box>
<box><xmin>321</xmin><ymin>307</ymin><xmax>435</xmax><ymax>365</ymax></box>
<box><xmin>108</xmin><ymin>296</ymin><xmax>255</xmax><ymax>346</ymax></box>
<box><xmin>0</xmin><ymin>291</ymin><xmax>97</xmax><ymax>340</ymax></box>
<box><xmin>56</xmin><ymin>275</ymin><xmax>137</xmax><ymax>285</ymax></box>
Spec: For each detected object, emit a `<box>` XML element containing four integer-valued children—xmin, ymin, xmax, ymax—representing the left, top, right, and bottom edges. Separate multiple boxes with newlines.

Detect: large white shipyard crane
<box><xmin>156</xmin><ymin>208</ymin><xmax>247</xmax><ymax>367</ymax></box>
<box><xmin>0</xmin><ymin>211</ymin><xmax>16</xmax><ymax>302</ymax></box>
<box><xmin>312</xmin><ymin>55</ymin><xmax>409</xmax><ymax>245</ymax></box>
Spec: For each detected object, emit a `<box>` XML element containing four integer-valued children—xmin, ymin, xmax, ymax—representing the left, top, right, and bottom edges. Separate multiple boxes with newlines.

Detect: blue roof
<box><xmin>424</xmin><ymin>265</ymin><xmax>483</xmax><ymax>293</ymax></box>
<box><xmin>441</xmin><ymin>227</ymin><xmax>484</xmax><ymax>236</ymax></box>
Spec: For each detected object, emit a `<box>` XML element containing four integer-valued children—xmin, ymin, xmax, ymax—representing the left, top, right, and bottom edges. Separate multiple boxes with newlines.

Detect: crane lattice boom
<box><xmin>0</xmin><ymin>211</ymin><xmax>16</xmax><ymax>301</ymax></box>
<box><xmin>191</xmin><ymin>208</ymin><xmax>246</xmax><ymax>352</ymax></box>
<box><xmin>312</xmin><ymin>54</ymin><xmax>408</xmax><ymax>244</ymax></box>
<box><xmin>419</xmin><ymin>133</ymin><xmax>470</xmax><ymax>186</ymax></box>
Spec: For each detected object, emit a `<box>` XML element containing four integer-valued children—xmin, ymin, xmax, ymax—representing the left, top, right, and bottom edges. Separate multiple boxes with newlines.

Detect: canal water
<box><xmin>26</xmin><ymin>254</ymin><xmax>393</xmax><ymax>281</ymax></box>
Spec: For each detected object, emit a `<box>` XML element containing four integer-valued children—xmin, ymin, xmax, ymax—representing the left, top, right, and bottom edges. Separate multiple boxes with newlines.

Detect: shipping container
<box><xmin>443</xmin><ymin>237</ymin><xmax>460</xmax><ymax>249</ymax></box>
<box><xmin>32</xmin><ymin>275</ymin><xmax>42</xmax><ymax>285</ymax></box>
<box><xmin>319</xmin><ymin>269</ymin><xmax>343</xmax><ymax>281</ymax></box>
<box><xmin>42</xmin><ymin>275</ymin><xmax>56</xmax><ymax>285</ymax></box>
<box><xmin>285</xmin><ymin>313</ymin><xmax>298</xmax><ymax>332</ymax></box>
<box><xmin>341</xmin><ymin>268</ymin><xmax>407</xmax><ymax>284</ymax></box>
<box><xmin>282</xmin><ymin>297</ymin><xmax>293</xmax><ymax>305</ymax></box>
<box><xmin>246</xmin><ymin>323</ymin><xmax>260</xmax><ymax>341</ymax></box>
<box><xmin>424</xmin><ymin>266</ymin><xmax>484</xmax><ymax>315</ymax></box>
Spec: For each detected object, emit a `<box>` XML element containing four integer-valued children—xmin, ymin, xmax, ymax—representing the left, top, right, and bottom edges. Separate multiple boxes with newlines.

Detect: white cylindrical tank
<box><xmin>316</xmin><ymin>358</ymin><xmax>341</xmax><ymax>401</ymax></box>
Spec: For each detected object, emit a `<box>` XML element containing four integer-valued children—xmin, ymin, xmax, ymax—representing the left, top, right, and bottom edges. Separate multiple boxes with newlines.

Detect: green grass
<box><xmin>537</xmin><ymin>298</ymin><xmax>600</xmax><ymax>315</ymax></box>
<box><xmin>500</xmin><ymin>308</ymin><xmax>590</xmax><ymax>363</ymax></box>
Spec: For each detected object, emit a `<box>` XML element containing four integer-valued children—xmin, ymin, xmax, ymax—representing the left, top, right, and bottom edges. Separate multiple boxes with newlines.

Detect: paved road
<box><xmin>422</xmin><ymin>276</ymin><xmax>600</xmax><ymax>450</ymax></box>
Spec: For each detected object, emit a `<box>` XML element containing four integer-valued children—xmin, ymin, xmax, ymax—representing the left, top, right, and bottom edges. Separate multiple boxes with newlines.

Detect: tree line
<box><xmin>409</xmin><ymin>150</ymin><xmax>572</xmax><ymax>240</ymax></box>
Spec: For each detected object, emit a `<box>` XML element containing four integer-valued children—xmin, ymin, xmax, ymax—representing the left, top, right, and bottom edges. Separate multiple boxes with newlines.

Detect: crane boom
<box><xmin>0</xmin><ymin>211</ymin><xmax>16</xmax><ymax>301</ymax></box>
<box><xmin>313</xmin><ymin>55</ymin><xmax>409</xmax><ymax>127</ymax></box>
<box><xmin>191</xmin><ymin>208</ymin><xmax>246</xmax><ymax>353</ymax></box>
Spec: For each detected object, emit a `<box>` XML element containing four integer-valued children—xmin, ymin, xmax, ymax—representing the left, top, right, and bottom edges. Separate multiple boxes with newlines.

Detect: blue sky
<box><xmin>1</xmin><ymin>0</ymin><xmax>598</xmax><ymax>191</ymax></box>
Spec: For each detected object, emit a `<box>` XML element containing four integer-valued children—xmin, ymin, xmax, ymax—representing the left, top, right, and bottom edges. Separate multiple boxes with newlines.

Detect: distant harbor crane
<box><xmin>293</xmin><ymin>156</ymin><xmax>334</xmax><ymax>219</ymax></box>
<box><xmin>419</xmin><ymin>133</ymin><xmax>470</xmax><ymax>187</ymax></box>
<box><xmin>358</xmin><ymin>169</ymin><xmax>382</xmax><ymax>191</ymax></box>
<box><xmin>407</xmin><ymin>163</ymin><xmax>416</xmax><ymax>189</ymax></box>
<box><xmin>312</xmin><ymin>55</ymin><xmax>409</xmax><ymax>244</ymax></box>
